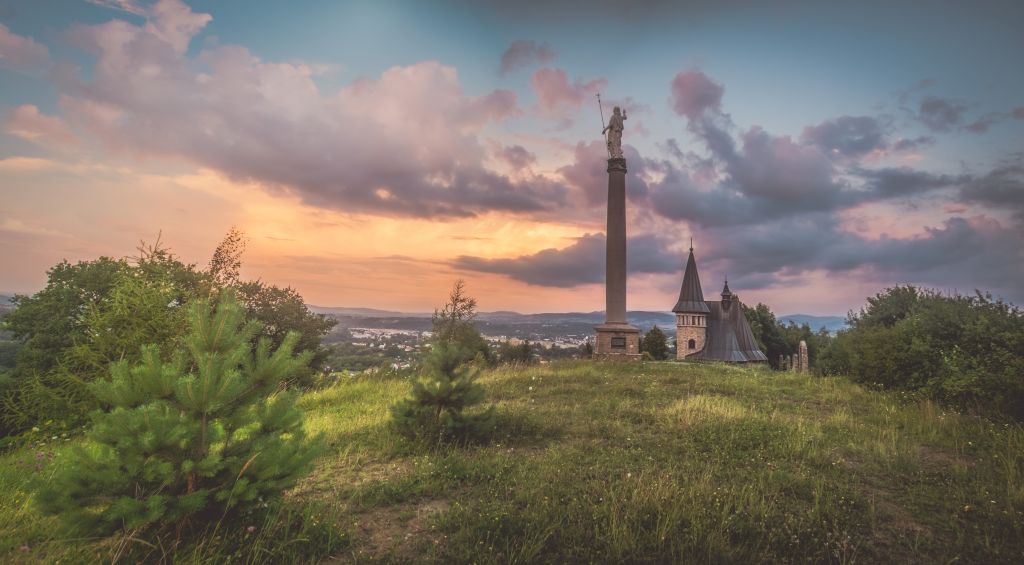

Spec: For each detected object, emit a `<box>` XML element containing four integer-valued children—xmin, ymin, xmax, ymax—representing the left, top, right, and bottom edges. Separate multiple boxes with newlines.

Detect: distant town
<box><xmin>312</xmin><ymin>305</ymin><xmax>846</xmax><ymax>372</ymax></box>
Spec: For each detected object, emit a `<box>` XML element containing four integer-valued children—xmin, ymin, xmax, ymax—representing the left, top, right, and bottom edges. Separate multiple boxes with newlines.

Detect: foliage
<box><xmin>580</xmin><ymin>340</ymin><xmax>594</xmax><ymax>358</ymax></box>
<box><xmin>430</xmin><ymin>279</ymin><xmax>491</xmax><ymax>365</ymax></box>
<box><xmin>744</xmin><ymin>303</ymin><xmax>832</xmax><ymax>369</ymax></box>
<box><xmin>208</xmin><ymin>226</ymin><xmax>247</xmax><ymax>287</ymax></box>
<box><xmin>497</xmin><ymin>339</ymin><xmax>534</xmax><ymax>365</ymax></box>
<box><xmin>0</xmin><ymin>341</ymin><xmax>18</xmax><ymax>370</ymax></box>
<box><xmin>235</xmin><ymin>280</ymin><xmax>337</xmax><ymax>377</ymax></box>
<box><xmin>818</xmin><ymin>286</ymin><xmax>1024</xmax><ymax>420</ymax></box>
<box><xmin>640</xmin><ymin>325</ymin><xmax>669</xmax><ymax>360</ymax></box>
<box><xmin>5</xmin><ymin>257</ymin><xmax>131</xmax><ymax>376</ymax></box>
<box><xmin>390</xmin><ymin>341</ymin><xmax>496</xmax><ymax>445</ymax></box>
<box><xmin>2</xmin><ymin>230</ymin><xmax>335</xmax><ymax>436</ymax></box>
<box><xmin>35</xmin><ymin>292</ymin><xmax>321</xmax><ymax>537</ymax></box>
<box><xmin>391</xmin><ymin>281</ymin><xmax>496</xmax><ymax>445</ymax></box>
<box><xmin>1</xmin><ymin>250</ymin><xmax>201</xmax><ymax>436</ymax></box>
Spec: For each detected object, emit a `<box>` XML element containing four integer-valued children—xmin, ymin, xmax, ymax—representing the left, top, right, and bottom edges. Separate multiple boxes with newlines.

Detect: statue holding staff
<box><xmin>602</xmin><ymin>105</ymin><xmax>627</xmax><ymax>158</ymax></box>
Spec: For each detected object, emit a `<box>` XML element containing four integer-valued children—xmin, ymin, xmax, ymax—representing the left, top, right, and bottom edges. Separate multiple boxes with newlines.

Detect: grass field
<box><xmin>2</xmin><ymin>360</ymin><xmax>1022</xmax><ymax>563</ymax></box>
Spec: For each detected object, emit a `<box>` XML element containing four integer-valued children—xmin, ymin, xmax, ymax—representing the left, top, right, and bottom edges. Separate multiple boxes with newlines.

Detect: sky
<box><xmin>1</xmin><ymin>0</ymin><xmax>1022</xmax><ymax>315</ymax></box>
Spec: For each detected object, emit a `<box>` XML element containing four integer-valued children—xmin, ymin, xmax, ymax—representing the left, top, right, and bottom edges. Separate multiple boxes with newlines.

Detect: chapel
<box><xmin>672</xmin><ymin>246</ymin><xmax>768</xmax><ymax>362</ymax></box>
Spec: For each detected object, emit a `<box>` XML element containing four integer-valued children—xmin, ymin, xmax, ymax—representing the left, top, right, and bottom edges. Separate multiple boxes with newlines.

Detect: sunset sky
<box><xmin>1</xmin><ymin>0</ymin><xmax>1022</xmax><ymax>315</ymax></box>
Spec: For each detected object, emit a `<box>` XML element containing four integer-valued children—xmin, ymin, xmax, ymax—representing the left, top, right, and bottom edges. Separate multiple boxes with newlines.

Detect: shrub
<box><xmin>35</xmin><ymin>292</ymin><xmax>321</xmax><ymax>536</ymax></box>
<box><xmin>819</xmin><ymin>286</ymin><xmax>1024</xmax><ymax>420</ymax></box>
<box><xmin>390</xmin><ymin>340</ymin><xmax>496</xmax><ymax>445</ymax></box>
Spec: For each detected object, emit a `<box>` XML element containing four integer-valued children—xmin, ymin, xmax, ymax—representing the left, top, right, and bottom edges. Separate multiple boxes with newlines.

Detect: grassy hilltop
<box><xmin>2</xmin><ymin>360</ymin><xmax>1023</xmax><ymax>563</ymax></box>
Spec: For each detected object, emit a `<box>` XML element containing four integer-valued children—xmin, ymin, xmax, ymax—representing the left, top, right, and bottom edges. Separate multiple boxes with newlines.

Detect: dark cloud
<box><xmin>1014</xmin><ymin>107</ymin><xmax>1024</xmax><ymax>119</ymax></box>
<box><xmin>452</xmin><ymin>232</ymin><xmax>678</xmax><ymax>287</ymax></box>
<box><xmin>705</xmin><ymin>214</ymin><xmax>1024</xmax><ymax>302</ymax></box>
<box><xmin>958</xmin><ymin>161</ymin><xmax>1024</xmax><ymax>221</ymax></box>
<box><xmin>498</xmin><ymin>40</ymin><xmax>556</xmax><ymax>74</ymax></box>
<box><xmin>494</xmin><ymin>144</ymin><xmax>537</xmax><ymax>170</ymax></box>
<box><xmin>800</xmin><ymin>116</ymin><xmax>887</xmax><ymax>159</ymax></box>
<box><xmin>854</xmin><ymin>167</ymin><xmax>966</xmax><ymax>199</ymax></box>
<box><xmin>965</xmin><ymin>112</ymin><xmax>1004</xmax><ymax>133</ymax></box>
<box><xmin>915</xmin><ymin>96</ymin><xmax>968</xmax><ymax>132</ymax></box>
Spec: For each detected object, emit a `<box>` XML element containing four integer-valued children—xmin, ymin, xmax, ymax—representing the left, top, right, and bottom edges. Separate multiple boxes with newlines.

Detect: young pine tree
<box><xmin>36</xmin><ymin>291</ymin><xmax>321</xmax><ymax>536</ymax></box>
<box><xmin>391</xmin><ymin>281</ymin><xmax>495</xmax><ymax>444</ymax></box>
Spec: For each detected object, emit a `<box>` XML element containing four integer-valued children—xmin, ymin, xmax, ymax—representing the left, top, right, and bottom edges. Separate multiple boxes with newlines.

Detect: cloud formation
<box><xmin>915</xmin><ymin>96</ymin><xmax>968</xmax><ymax>132</ymax></box>
<box><xmin>669</xmin><ymin>70</ymin><xmax>723</xmax><ymax>120</ymax></box>
<box><xmin>530</xmin><ymin>67</ymin><xmax>607</xmax><ymax>115</ymax></box>
<box><xmin>17</xmin><ymin>0</ymin><xmax>574</xmax><ymax>218</ymax></box>
<box><xmin>453</xmin><ymin>232</ymin><xmax>678</xmax><ymax>287</ymax></box>
<box><xmin>800</xmin><ymin>116</ymin><xmax>887</xmax><ymax>159</ymax></box>
<box><xmin>499</xmin><ymin>40</ymin><xmax>556</xmax><ymax>74</ymax></box>
<box><xmin>0</xmin><ymin>22</ymin><xmax>50</xmax><ymax>72</ymax></box>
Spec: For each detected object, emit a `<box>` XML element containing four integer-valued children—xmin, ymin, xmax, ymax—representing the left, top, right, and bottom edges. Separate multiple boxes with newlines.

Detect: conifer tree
<box><xmin>391</xmin><ymin>281</ymin><xmax>495</xmax><ymax>444</ymax></box>
<box><xmin>36</xmin><ymin>291</ymin><xmax>321</xmax><ymax>535</ymax></box>
<box><xmin>641</xmin><ymin>326</ymin><xmax>669</xmax><ymax>360</ymax></box>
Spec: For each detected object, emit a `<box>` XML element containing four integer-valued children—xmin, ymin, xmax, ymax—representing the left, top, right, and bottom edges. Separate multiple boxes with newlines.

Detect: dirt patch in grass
<box><xmin>916</xmin><ymin>446</ymin><xmax>972</xmax><ymax>473</ymax></box>
<box><xmin>292</xmin><ymin>458</ymin><xmax>412</xmax><ymax>501</ymax></box>
<box><xmin>333</xmin><ymin>497</ymin><xmax>450</xmax><ymax>562</ymax></box>
<box><xmin>859</xmin><ymin>481</ymin><xmax>933</xmax><ymax>562</ymax></box>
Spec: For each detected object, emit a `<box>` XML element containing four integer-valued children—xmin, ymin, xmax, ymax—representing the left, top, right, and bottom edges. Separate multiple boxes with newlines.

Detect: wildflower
<box><xmin>19</xmin><ymin>545</ymin><xmax>29</xmax><ymax>553</ymax></box>
<box><xmin>247</xmin><ymin>525</ymin><xmax>257</xmax><ymax>533</ymax></box>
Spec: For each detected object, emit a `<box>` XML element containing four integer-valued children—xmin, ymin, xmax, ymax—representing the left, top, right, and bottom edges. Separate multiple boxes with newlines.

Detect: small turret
<box><xmin>720</xmin><ymin>278</ymin><xmax>733</xmax><ymax>311</ymax></box>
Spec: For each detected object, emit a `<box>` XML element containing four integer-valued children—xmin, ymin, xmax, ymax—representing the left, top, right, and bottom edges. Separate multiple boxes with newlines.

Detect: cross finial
<box><xmin>689</xmin><ymin>237</ymin><xmax>693</xmax><ymax>252</ymax></box>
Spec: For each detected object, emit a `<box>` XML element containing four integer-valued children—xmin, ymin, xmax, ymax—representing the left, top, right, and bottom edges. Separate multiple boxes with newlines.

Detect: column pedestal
<box><xmin>594</xmin><ymin>323</ymin><xmax>641</xmax><ymax>361</ymax></box>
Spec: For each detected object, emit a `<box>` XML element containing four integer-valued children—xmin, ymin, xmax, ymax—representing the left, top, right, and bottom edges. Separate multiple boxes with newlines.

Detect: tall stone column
<box><xmin>594</xmin><ymin>157</ymin><xmax>640</xmax><ymax>360</ymax></box>
<box><xmin>605</xmin><ymin>157</ymin><xmax>627</xmax><ymax>324</ymax></box>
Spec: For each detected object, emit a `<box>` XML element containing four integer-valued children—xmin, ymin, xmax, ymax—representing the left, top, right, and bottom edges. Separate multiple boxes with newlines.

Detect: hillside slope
<box><xmin>2</xmin><ymin>362</ymin><xmax>1021</xmax><ymax>563</ymax></box>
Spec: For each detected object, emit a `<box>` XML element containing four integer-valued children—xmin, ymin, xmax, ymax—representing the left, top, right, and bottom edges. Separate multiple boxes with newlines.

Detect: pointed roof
<box><xmin>721</xmin><ymin>278</ymin><xmax>732</xmax><ymax>298</ymax></box>
<box><xmin>672</xmin><ymin>247</ymin><xmax>710</xmax><ymax>313</ymax></box>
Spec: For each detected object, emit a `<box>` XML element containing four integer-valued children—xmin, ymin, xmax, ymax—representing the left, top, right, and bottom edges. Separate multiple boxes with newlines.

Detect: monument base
<box><xmin>593</xmin><ymin>323</ymin><xmax>641</xmax><ymax>361</ymax></box>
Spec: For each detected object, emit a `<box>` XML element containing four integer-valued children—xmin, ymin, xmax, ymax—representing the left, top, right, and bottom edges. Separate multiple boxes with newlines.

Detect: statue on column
<box><xmin>602</xmin><ymin>106</ymin><xmax>627</xmax><ymax>158</ymax></box>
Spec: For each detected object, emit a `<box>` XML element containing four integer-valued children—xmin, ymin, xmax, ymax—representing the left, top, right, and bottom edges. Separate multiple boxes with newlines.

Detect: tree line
<box><xmin>0</xmin><ymin>229</ymin><xmax>336</xmax><ymax>441</ymax></box>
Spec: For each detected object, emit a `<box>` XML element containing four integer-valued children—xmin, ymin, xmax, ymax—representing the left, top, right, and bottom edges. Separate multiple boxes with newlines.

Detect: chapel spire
<box><xmin>672</xmin><ymin>246</ymin><xmax>710</xmax><ymax>314</ymax></box>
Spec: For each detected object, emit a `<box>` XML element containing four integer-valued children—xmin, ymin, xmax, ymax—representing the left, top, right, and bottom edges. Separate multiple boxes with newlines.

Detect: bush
<box><xmin>35</xmin><ymin>292</ymin><xmax>321</xmax><ymax>536</ymax></box>
<box><xmin>819</xmin><ymin>286</ymin><xmax>1024</xmax><ymax>420</ymax></box>
<box><xmin>641</xmin><ymin>326</ymin><xmax>669</xmax><ymax>360</ymax></box>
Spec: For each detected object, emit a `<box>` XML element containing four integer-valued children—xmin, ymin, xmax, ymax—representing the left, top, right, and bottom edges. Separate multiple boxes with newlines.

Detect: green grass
<box><xmin>2</xmin><ymin>361</ymin><xmax>1022</xmax><ymax>563</ymax></box>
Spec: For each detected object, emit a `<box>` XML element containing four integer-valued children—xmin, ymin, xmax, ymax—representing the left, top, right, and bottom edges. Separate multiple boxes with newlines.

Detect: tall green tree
<box><xmin>36</xmin><ymin>292</ymin><xmax>321</xmax><ymax>535</ymax></box>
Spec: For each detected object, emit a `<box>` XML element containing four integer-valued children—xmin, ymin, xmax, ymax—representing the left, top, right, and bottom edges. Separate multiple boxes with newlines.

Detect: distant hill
<box><xmin>308</xmin><ymin>305</ymin><xmax>432</xmax><ymax>318</ymax></box>
<box><xmin>315</xmin><ymin>306</ymin><xmax>848</xmax><ymax>339</ymax></box>
<box><xmin>779</xmin><ymin>314</ymin><xmax>847</xmax><ymax>333</ymax></box>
